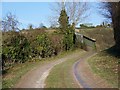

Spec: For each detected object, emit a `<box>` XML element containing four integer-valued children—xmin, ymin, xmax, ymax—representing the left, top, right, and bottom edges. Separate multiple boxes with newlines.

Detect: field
<box><xmin>79</xmin><ymin>27</ymin><xmax>115</xmax><ymax>51</ymax></box>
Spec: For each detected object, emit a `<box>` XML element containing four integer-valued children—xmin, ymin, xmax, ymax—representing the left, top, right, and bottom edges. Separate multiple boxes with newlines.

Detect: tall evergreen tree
<box><xmin>58</xmin><ymin>9</ymin><xmax>75</xmax><ymax>50</ymax></box>
<box><xmin>58</xmin><ymin>9</ymin><xmax>69</xmax><ymax>33</ymax></box>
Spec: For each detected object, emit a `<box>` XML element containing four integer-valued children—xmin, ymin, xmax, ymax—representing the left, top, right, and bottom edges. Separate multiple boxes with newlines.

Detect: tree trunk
<box><xmin>112</xmin><ymin>2</ymin><xmax>120</xmax><ymax>50</ymax></box>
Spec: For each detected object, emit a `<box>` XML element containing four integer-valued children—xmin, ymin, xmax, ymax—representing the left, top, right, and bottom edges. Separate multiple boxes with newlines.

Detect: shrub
<box><xmin>36</xmin><ymin>33</ymin><xmax>54</xmax><ymax>58</ymax></box>
<box><xmin>20</xmin><ymin>28</ymin><xmax>45</xmax><ymax>42</ymax></box>
<box><xmin>2</xmin><ymin>32</ymin><xmax>31</xmax><ymax>69</ymax></box>
<box><xmin>20</xmin><ymin>29</ymin><xmax>46</xmax><ymax>58</ymax></box>
<box><xmin>11</xmin><ymin>34</ymin><xmax>31</xmax><ymax>62</ymax></box>
<box><xmin>48</xmin><ymin>33</ymin><xmax>64</xmax><ymax>55</ymax></box>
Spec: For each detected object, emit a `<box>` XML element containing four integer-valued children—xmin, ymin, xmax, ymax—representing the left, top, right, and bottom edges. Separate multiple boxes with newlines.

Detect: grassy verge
<box><xmin>45</xmin><ymin>50</ymin><xmax>86</xmax><ymax>88</ymax></box>
<box><xmin>87</xmin><ymin>51</ymin><xmax>119</xmax><ymax>88</ymax></box>
<box><xmin>2</xmin><ymin>49</ymin><xmax>80</xmax><ymax>88</ymax></box>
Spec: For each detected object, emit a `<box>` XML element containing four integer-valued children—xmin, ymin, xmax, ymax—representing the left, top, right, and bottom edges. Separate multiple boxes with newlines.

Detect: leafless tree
<box><xmin>2</xmin><ymin>12</ymin><xmax>19</xmax><ymax>32</ymax></box>
<box><xmin>49</xmin><ymin>0</ymin><xmax>89</xmax><ymax>27</ymax></box>
<box><xmin>101</xmin><ymin>1</ymin><xmax>120</xmax><ymax>50</ymax></box>
<box><xmin>66</xmin><ymin>2</ymin><xmax>88</xmax><ymax>25</ymax></box>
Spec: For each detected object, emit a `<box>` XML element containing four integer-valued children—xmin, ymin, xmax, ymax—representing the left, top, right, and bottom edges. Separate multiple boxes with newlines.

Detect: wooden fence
<box><xmin>75</xmin><ymin>32</ymin><xmax>96</xmax><ymax>51</ymax></box>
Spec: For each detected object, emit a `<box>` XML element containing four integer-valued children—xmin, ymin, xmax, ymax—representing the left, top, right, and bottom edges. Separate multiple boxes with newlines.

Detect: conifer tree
<box><xmin>58</xmin><ymin>9</ymin><xmax>75</xmax><ymax>50</ymax></box>
<box><xmin>58</xmin><ymin>9</ymin><xmax>69</xmax><ymax>33</ymax></box>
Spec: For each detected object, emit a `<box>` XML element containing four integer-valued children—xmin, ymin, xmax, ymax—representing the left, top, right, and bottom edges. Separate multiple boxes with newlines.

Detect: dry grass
<box><xmin>88</xmin><ymin>50</ymin><xmax>119</xmax><ymax>88</ymax></box>
<box><xmin>80</xmin><ymin>27</ymin><xmax>115</xmax><ymax>51</ymax></box>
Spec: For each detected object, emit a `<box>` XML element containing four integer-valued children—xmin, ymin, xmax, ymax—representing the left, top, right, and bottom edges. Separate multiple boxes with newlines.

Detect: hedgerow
<box><xmin>2</xmin><ymin>32</ymin><xmax>31</xmax><ymax>70</ymax></box>
<box><xmin>2</xmin><ymin>30</ymin><xmax>65</xmax><ymax>70</ymax></box>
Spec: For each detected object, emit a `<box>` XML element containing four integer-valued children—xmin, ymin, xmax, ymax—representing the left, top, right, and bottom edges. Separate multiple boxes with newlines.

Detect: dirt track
<box><xmin>14</xmin><ymin>50</ymin><xmax>111</xmax><ymax>88</ymax></box>
<box><xmin>73</xmin><ymin>51</ymin><xmax>112</xmax><ymax>88</ymax></box>
<box><xmin>14</xmin><ymin>51</ymin><xmax>83</xmax><ymax>88</ymax></box>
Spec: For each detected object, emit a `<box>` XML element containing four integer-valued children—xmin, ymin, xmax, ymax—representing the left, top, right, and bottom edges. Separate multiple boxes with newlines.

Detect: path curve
<box><xmin>73</xmin><ymin>52</ymin><xmax>112</xmax><ymax>88</ymax></box>
<box><xmin>14</xmin><ymin>51</ymin><xmax>82</xmax><ymax>88</ymax></box>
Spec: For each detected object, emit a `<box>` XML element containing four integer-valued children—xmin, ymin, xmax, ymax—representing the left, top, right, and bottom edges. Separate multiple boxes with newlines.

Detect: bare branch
<box><xmin>2</xmin><ymin>12</ymin><xmax>20</xmax><ymax>32</ymax></box>
<box><xmin>66</xmin><ymin>1</ymin><xmax>89</xmax><ymax>25</ymax></box>
<box><xmin>49</xmin><ymin>1</ymin><xmax>89</xmax><ymax>27</ymax></box>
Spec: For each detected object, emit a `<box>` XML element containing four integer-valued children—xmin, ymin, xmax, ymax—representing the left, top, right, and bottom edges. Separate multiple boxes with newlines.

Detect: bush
<box><xmin>20</xmin><ymin>28</ymin><xmax>45</xmax><ymax>42</ymax></box>
<box><xmin>11</xmin><ymin>34</ymin><xmax>31</xmax><ymax>62</ymax></box>
<box><xmin>2</xmin><ymin>32</ymin><xmax>31</xmax><ymax>70</ymax></box>
<box><xmin>36</xmin><ymin>33</ymin><xmax>54</xmax><ymax>58</ymax></box>
<box><xmin>48</xmin><ymin>33</ymin><xmax>64</xmax><ymax>55</ymax></box>
<box><xmin>20</xmin><ymin>29</ymin><xmax>46</xmax><ymax>58</ymax></box>
<box><xmin>2</xmin><ymin>26</ymin><xmax>75</xmax><ymax>70</ymax></box>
